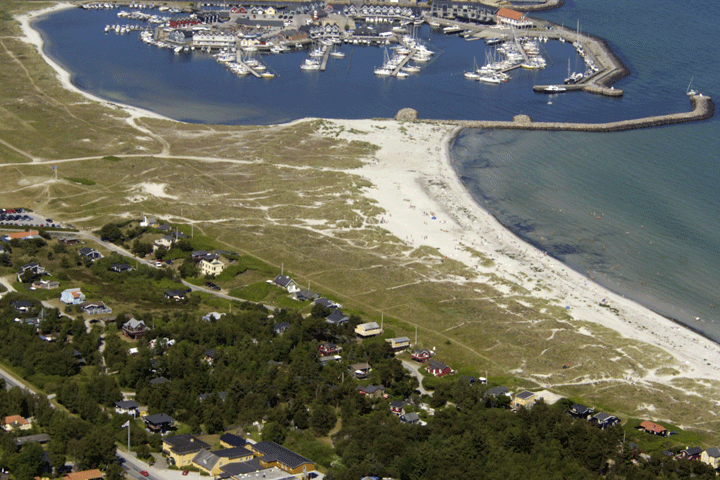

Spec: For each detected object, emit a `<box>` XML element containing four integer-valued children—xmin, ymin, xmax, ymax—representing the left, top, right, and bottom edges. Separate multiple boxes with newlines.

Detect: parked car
<box><xmin>140</xmin><ymin>472</ymin><xmax>149</xmax><ymax>477</ymax></box>
<box><xmin>182</xmin><ymin>471</ymin><xmax>189</xmax><ymax>476</ymax></box>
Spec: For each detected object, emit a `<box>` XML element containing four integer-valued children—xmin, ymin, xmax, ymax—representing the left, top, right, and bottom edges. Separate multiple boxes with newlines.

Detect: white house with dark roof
<box><xmin>272</xmin><ymin>274</ymin><xmax>300</xmax><ymax>293</ymax></box>
<box><xmin>78</xmin><ymin>247</ymin><xmax>102</xmax><ymax>261</ymax></box>
<box><xmin>115</xmin><ymin>400</ymin><xmax>140</xmax><ymax>417</ymax></box>
<box><xmin>60</xmin><ymin>288</ymin><xmax>85</xmax><ymax>305</ymax></box>
<box><xmin>325</xmin><ymin>309</ymin><xmax>349</xmax><ymax>325</ymax></box>
<box><xmin>701</xmin><ymin>447</ymin><xmax>720</xmax><ymax>469</ymax></box>
<box><xmin>355</xmin><ymin>321</ymin><xmax>382</xmax><ymax>338</ymax></box>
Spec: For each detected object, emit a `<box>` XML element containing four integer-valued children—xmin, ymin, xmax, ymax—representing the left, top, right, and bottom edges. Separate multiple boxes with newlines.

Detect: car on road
<box><xmin>140</xmin><ymin>472</ymin><xmax>149</xmax><ymax>477</ymax></box>
<box><xmin>205</xmin><ymin>282</ymin><xmax>221</xmax><ymax>291</ymax></box>
<box><xmin>182</xmin><ymin>471</ymin><xmax>189</xmax><ymax>476</ymax></box>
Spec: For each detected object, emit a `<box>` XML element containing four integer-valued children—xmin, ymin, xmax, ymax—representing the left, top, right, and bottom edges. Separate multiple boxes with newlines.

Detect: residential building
<box><xmin>163</xmin><ymin>434</ymin><xmax>210</xmax><ymax>466</ymax></box>
<box><xmin>78</xmin><ymin>247</ymin><xmax>102</xmax><ymax>261</ymax></box>
<box><xmin>350</xmin><ymin>362</ymin><xmax>371</xmax><ymax>379</ymax></box>
<box><xmin>60</xmin><ymin>288</ymin><xmax>85</xmax><ymax>305</ymax></box>
<box><xmin>144</xmin><ymin>413</ymin><xmax>175</xmax><ymax>435</ymax></box>
<box><xmin>17</xmin><ymin>261</ymin><xmax>45</xmax><ymax>281</ymax></box>
<box><xmin>153</xmin><ymin>235</ymin><xmax>175</xmax><ymax>250</ymax></box>
<box><xmin>31</xmin><ymin>279</ymin><xmax>59</xmax><ymax>290</ymax></box>
<box><xmin>140</xmin><ymin>216</ymin><xmax>158</xmax><ymax>227</ymax></box>
<box><xmin>325</xmin><ymin>309</ymin><xmax>349</xmax><ymax>325</ymax></box>
<box><xmin>411</xmin><ymin>348</ymin><xmax>433</xmax><ymax>363</ymax></box>
<box><xmin>357</xmin><ymin>385</ymin><xmax>385</xmax><ymax>399</ymax></box>
<box><xmin>14</xmin><ymin>433</ymin><xmax>51</xmax><ymax>446</ymax></box>
<box><xmin>386</xmin><ymin>336</ymin><xmax>411</xmax><ymax>350</ymax></box>
<box><xmin>426</xmin><ymin>359</ymin><xmax>454</xmax><ymax>377</ymax></box>
<box><xmin>110</xmin><ymin>263</ymin><xmax>133</xmax><ymax>273</ymax></box>
<box><xmin>701</xmin><ymin>447</ymin><xmax>720</xmax><ymax>469</ymax></box>
<box><xmin>318</xmin><ymin>343</ymin><xmax>342</xmax><ymax>356</ymax></box>
<box><xmin>513</xmin><ymin>391</ymin><xmax>536</xmax><ymax>409</ymax></box>
<box><xmin>192</xmin><ymin>447</ymin><xmax>255</xmax><ymax>475</ymax></box>
<box><xmin>150</xmin><ymin>377</ymin><xmax>169</xmax><ymax>386</ymax></box>
<box><xmin>165</xmin><ymin>290</ymin><xmax>187</xmax><ymax>301</ymax></box>
<box><xmin>273</xmin><ymin>274</ymin><xmax>299</xmax><ymax>293</ymax></box>
<box><xmin>11</xmin><ymin>300</ymin><xmax>34</xmax><ymax>312</ymax></box>
<box><xmin>681</xmin><ymin>446</ymin><xmax>703</xmax><ymax>461</ymax></box>
<box><xmin>314</xmin><ymin>297</ymin><xmax>338</xmax><ymax>309</ymax></box>
<box><xmin>495</xmin><ymin>7</ymin><xmax>532</xmax><ymax>28</ymax></box>
<box><xmin>638</xmin><ymin>420</ymin><xmax>668</xmax><ymax>436</ymax></box>
<box><xmin>591</xmin><ymin>412</ymin><xmax>620</xmax><ymax>430</ymax></box>
<box><xmin>273</xmin><ymin>322</ymin><xmax>291</xmax><ymax>335</ymax></box>
<box><xmin>63</xmin><ymin>469</ymin><xmax>104</xmax><ymax>480</ymax></box>
<box><xmin>81</xmin><ymin>301</ymin><xmax>112</xmax><ymax>315</ymax></box>
<box><xmin>294</xmin><ymin>289</ymin><xmax>315</xmax><ymax>301</ymax></box>
<box><xmin>122</xmin><ymin>317</ymin><xmax>147</xmax><ymax>339</ymax></box>
<box><xmin>355</xmin><ymin>321</ymin><xmax>382</xmax><ymax>338</ymax></box>
<box><xmin>219</xmin><ymin>433</ymin><xmax>247</xmax><ymax>449</ymax></box>
<box><xmin>1</xmin><ymin>230</ymin><xmax>39</xmax><ymax>242</ymax></box>
<box><xmin>400</xmin><ymin>412</ymin><xmax>420</xmax><ymax>424</ymax></box>
<box><xmin>569</xmin><ymin>404</ymin><xmax>595</xmax><ymax>419</ymax></box>
<box><xmin>389</xmin><ymin>400</ymin><xmax>406</xmax><ymax>415</ymax></box>
<box><xmin>115</xmin><ymin>400</ymin><xmax>140</xmax><ymax>417</ymax></box>
<box><xmin>486</xmin><ymin>386</ymin><xmax>510</xmax><ymax>397</ymax></box>
<box><xmin>200</xmin><ymin>257</ymin><xmax>225</xmax><ymax>276</ymax></box>
<box><xmin>249</xmin><ymin>441</ymin><xmax>316</xmax><ymax>475</ymax></box>
<box><xmin>3</xmin><ymin>415</ymin><xmax>31</xmax><ymax>431</ymax></box>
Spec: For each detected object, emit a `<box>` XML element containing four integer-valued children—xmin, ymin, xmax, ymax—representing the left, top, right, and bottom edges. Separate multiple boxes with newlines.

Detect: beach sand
<box><xmin>15</xmin><ymin>5</ymin><xmax>720</xmax><ymax>388</ymax></box>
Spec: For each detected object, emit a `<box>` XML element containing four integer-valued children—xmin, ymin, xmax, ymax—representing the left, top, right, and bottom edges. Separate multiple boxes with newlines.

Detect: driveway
<box><xmin>401</xmin><ymin>359</ymin><xmax>431</xmax><ymax>396</ymax></box>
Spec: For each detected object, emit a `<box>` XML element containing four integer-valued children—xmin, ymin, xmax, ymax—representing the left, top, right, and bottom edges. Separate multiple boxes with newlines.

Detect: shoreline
<box><xmin>17</xmin><ymin>2</ymin><xmax>174</xmax><ymax>125</ymax></box>
<box><xmin>14</xmin><ymin>4</ymin><xmax>720</xmax><ymax>385</ymax></box>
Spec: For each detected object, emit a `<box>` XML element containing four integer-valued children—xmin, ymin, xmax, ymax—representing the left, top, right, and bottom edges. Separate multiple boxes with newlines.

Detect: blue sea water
<box><xmin>33</xmin><ymin>1</ymin><xmax>720</xmax><ymax>340</ymax></box>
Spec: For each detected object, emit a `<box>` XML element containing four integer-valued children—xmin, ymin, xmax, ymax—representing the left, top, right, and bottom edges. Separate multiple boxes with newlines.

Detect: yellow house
<box><xmin>355</xmin><ymin>322</ymin><xmax>382</xmax><ymax>338</ymax></box>
<box><xmin>3</xmin><ymin>415</ymin><xmax>31</xmax><ymax>432</ymax></box>
<box><xmin>386</xmin><ymin>336</ymin><xmax>410</xmax><ymax>350</ymax></box>
<box><xmin>513</xmin><ymin>391</ymin><xmax>536</xmax><ymax>409</ymax></box>
<box><xmin>250</xmin><ymin>441</ymin><xmax>315</xmax><ymax>475</ymax></box>
<box><xmin>200</xmin><ymin>258</ymin><xmax>225</xmax><ymax>276</ymax></box>
<box><xmin>701</xmin><ymin>447</ymin><xmax>720</xmax><ymax>469</ymax></box>
<box><xmin>163</xmin><ymin>434</ymin><xmax>210</xmax><ymax>467</ymax></box>
<box><xmin>192</xmin><ymin>447</ymin><xmax>255</xmax><ymax>476</ymax></box>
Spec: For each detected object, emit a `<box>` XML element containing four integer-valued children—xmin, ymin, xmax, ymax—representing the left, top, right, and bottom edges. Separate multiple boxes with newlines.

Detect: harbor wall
<box><xmin>423</xmin><ymin>94</ymin><xmax>715</xmax><ymax>132</ymax></box>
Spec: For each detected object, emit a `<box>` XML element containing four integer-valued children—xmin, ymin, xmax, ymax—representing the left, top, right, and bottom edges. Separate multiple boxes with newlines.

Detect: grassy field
<box><xmin>2</xmin><ymin>0</ymin><xmax>720</xmax><ymax>449</ymax></box>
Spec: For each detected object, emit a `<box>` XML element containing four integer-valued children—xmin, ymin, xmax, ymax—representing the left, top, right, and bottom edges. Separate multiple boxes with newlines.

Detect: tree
<box><xmin>99</xmin><ymin>223</ymin><xmax>124</xmax><ymax>243</ymax></box>
<box><xmin>132</xmin><ymin>240</ymin><xmax>153</xmax><ymax>258</ymax></box>
<box><xmin>262</xmin><ymin>421</ymin><xmax>287</xmax><ymax>444</ymax></box>
<box><xmin>310</xmin><ymin>403</ymin><xmax>337</xmax><ymax>436</ymax></box>
<box><xmin>13</xmin><ymin>443</ymin><xmax>47</xmax><ymax>480</ymax></box>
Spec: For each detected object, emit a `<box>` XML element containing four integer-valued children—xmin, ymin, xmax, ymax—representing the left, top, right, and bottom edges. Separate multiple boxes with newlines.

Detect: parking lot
<box><xmin>0</xmin><ymin>208</ymin><xmax>61</xmax><ymax>228</ymax></box>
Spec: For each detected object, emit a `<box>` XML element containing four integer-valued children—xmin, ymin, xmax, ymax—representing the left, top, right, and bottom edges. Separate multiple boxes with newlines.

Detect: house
<box><xmin>314</xmin><ymin>297</ymin><xmax>338</xmax><ymax>309</ymax></box>
<box><xmin>350</xmin><ymin>362</ymin><xmax>371</xmax><ymax>379</ymax></box>
<box><xmin>128</xmin><ymin>347</ymin><xmax>139</xmax><ymax>357</ymax></box>
<box><xmin>162</xmin><ymin>434</ymin><xmax>210</xmax><ymax>466</ymax></box>
<box><xmin>144</xmin><ymin>413</ymin><xmax>175</xmax><ymax>434</ymax></box>
<box><xmin>24</xmin><ymin>317</ymin><xmax>41</xmax><ymax>329</ymax></box>
<box><xmin>153</xmin><ymin>235</ymin><xmax>175</xmax><ymax>250</ymax></box>
<box><xmin>11</xmin><ymin>300</ymin><xmax>34</xmax><ymax>312</ymax></box>
<box><xmin>495</xmin><ymin>7</ymin><xmax>532</xmax><ymax>29</ymax></box>
<box><xmin>411</xmin><ymin>348</ymin><xmax>433</xmax><ymax>363</ymax></box>
<box><xmin>273</xmin><ymin>322</ymin><xmax>291</xmax><ymax>335</ymax></box>
<box><xmin>355</xmin><ymin>322</ymin><xmax>382</xmax><ymax>338</ymax></box>
<box><xmin>150</xmin><ymin>377</ymin><xmax>169</xmax><ymax>386</ymax></box>
<box><xmin>60</xmin><ymin>288</ymin><xmax>85</xmax><ymax>305</ymax></box>
<box><xmin>357</xmin><ymin>385</ymin><xmax>385</xmax><ymax>399</ymax></box>
<box><xmin>513</xmin><ymin>391</ymin><xmax>536</xmax><ymax>409</ymax></box>
<box><xmin>73</xmin><ymin>349</ymin><xmax>86</xmax><ymax>366</ymax></box>
<box><xmin>426</xmin><ymin>359</ymin><xmax>454</xmax><ymax>377</ymax></box>
<box><xmin>115</xmin><ymin>400</ymin><xmax>140</xmax><ymax>417</ymax></box>
<box><xmin>591</xmin><ymin>412</ymin><xmax>620</xmax><ymax>430</ymax></box>
<box><xmin>389</xmin><ymin>400</ymin><xmax>406</xmax><ymax>415</ymax></box>
<box><xmin>320</xmin><ymin>355</ymin><xmax>341</xmax><ymax>366</ymax></box>
<box><xmin>14</xmin><ymin>433</ymin><xmax>51</xmax><ymax>446</ymax></box>
<box><xmin>701</xmin><ymin>447</ymin><xmax>720</xmax><ymax>469</ymax></box>
<box><xmin>17</xmin><ymin>261</ymin><xmax>45</xmax><ymax>281</ymax></box>
<box><xmin>295</xmin><ymin>289</ymin><xmax>316</xmax><ymax>302</ymax></box>
<box><xmin>681</xmin><ymin>446</ymin><xmax>703</xmax><ymax>461</ymax></box>
<box><xmin>193</xmin><ymin>447</ymin><xmax>255</xmax><ymax>476</ymax></box>
<box><xmin>165</xmin><ymin>290</ymin><xmax>187</xmax><ymax>301</ymax></box>
<box><xmin>325</xmin><ymin>309</ymin><xmax>349</xmax><ymax>325</ymax></box>
<box><xmin>122</xmin><ymin>317</ymin><xmax>147</xmax><ymax>339</ymax></box>
<box><xmin>249</xmin><ymin>441</ymin><xmax>316</xmax><ymax>475</ymax></box>
<box><xmin>638</xmin><ymin>420</ymin><xmax>668</xmax><ymax>436</ymax></box>
<box><xmin>200</xmin><ymin>257</ymin><xmax>225</xmax><ymax>276</ymax></box>
<box><xmin>400</xmin><ymin>412</ymin><xmax>420</xmax><ymax>424</ymax></box>
<box><xmin>78</xmin><ymin>247</ymin><xmax>102</xmax><ymax>261</ymax></box>
<box><xmin>219</xmin><ymin>433</ymin><xmax>247</xmax><ymax>449</ymax></box>
<box><xmin>386</xmin><ymin>336</ymin><xmax>411</xmax><ymax>350</ymax></box>
<box><xmin>110</xmin><ymin>263</ymin><xmax>133</xmax><ymax>273</ymax></box>
<box><xmin>81</xmin><ymin>301</ymin><xmax>112</xmax><ymax>315</ymax></box>
<box><xmin>31</xmin><ymin>279</ymin><xmax>59</xmax><ymax>290</ymax></box>
<box><xmin>140</xmin><ymin>216</ymin><xmax>158</xmax><ymax>227</ymax></box>
<box><xmin>202</xmin><ymin>312</ymin><xmax>225</xmax><ymax>322</ymax></box>
<box><xmin>486</xmin><ymin>386</ymin><xmax>510</xmax><ymax>397</ymax></box>
<box><xmin>204</xmin><ymin>348</ymin><xmax>218</xmax><ymax>365</ymax></box>
<box><xmin>59</xmin><ymin>236</ymin><xmax>81</xmax><ymax>245</ymax></box>
<box><xmin>273</xmin><ymin>274</ymin><xmax>300</xmax><ymax>293</ymax></box>
<box><xmin>198</xmin><ymin>392</ymin><xmax>227</xmax><ymax>402</ymax></box>
<box><xmin>1</xmin><ymin>230</ymin><xmax>39</xmax><ymax>242</ymax></box>
<box><xmin>318</xmin><ymin>343</ymin><xmax>342</xmax><ymax>356</ymax></box>
<box><xmin>219</xmin><ymin>460</ymin><xmax>266</xmax><ymax>477</ymax></box>
<box><xmin>191</xmin><ymin>250</ymin><xmax>218</xmax><ymax>262</ymax></box>
<box><xmin>3</xmin><ymin>415</ymin><xmax>31</xmax><ymax>431</ymax></box>
<box><xmin>63</xmin><ymin>469</ymin><xmax>104</xmax><ymax>480</ymax></box>
<box><xmin>569</xmin><ymin>404</ymin><xmax>595</xmax><ymax>419</ymax></box>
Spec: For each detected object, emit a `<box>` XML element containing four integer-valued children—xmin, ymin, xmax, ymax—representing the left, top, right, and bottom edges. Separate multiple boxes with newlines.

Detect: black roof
<box><xmin>163</xmin><ymin>433</ymin><xmax>210</xmax><ymax>454</ymax></box>
<box><xmin>115</xmin><ymin>400</ymin><xmax>140</xmax><ymax>409</ymax></box>
<box><xmin>144</xmin><ymin>413</ymin><xmax>174</xmax><ymax>425</ymax></box>
<box><xmin>216</xmin><ymin>447</ymin><xmax>253</xmax><ymax>459</ymax></box>
<box><xmin>219</xmin><ymin>433</ymin><xmax>247</xmax><ymax>448</ymax></box>
<box><xmin>252</xmin><ymin>441</ymin><xmax>314</xmax><ymax>469</ymax></box>
<box><xmin>571</xmin><ymin>403</ymin><xmax>590</xmax><ymax>414</ymax></box>
<box><xmin>515</xmin><ymin>390</ymin><xmax>535</xmax><ymax>400</ymax></box>
<box><xmin>220</xmin><ymin>458</ymin><xmax>264</xmax><ymax>475</ymax></box>
<box><xmin>486</xmin><ymin>386</ymin><xmax>509</xmax><ymax>396</ymax></box>
<box><xmin>325</xmin><ymin>309</ymin><xmax>349</xmax><ymax>324</ymax></box>
<box><xmin>685</xmin><ymin>446</ymin><xmax>703</xmax><ymax>456</ymax></box>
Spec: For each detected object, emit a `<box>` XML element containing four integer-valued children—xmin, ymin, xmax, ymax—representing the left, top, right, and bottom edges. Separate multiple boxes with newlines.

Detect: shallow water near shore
<box><xmin>32</xmin><ymin>1</ymin><xmax>720</xmax><ymax>340</ymax></box>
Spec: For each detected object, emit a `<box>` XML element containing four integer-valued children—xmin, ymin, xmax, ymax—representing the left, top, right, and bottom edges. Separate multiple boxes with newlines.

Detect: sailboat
<box><xmin>686</xmin><ymin>76</ymin><xmax>699</xmax><ymax>96</ymax></box>
<box><xmin>464</xmin><ymin>57</ymin><xmax>480</xmax><ymax>80</ymax></box>
<box><xmin>564</xmin><ymin>58</ymin><xmax>583</xmax><ymax>84</ymax></box>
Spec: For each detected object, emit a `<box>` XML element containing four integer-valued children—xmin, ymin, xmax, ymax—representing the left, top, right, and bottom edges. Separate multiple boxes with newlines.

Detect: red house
<box><xmin>426</xmin><ymin>359</ymin><xmax>454</xmax><ymax>377</ymax></box>
<box><xmin>411</xmin><ymin>348</ymin><xmax>433</xmax><ymax>363</ymax></box>
<box><xmin>318</xmin><ymin>343</ymin><xmax>342</xmax><ymax>356</ymax></box>
<box><xmin>638</xmin><ymin>420</ymin><xmax>668</xmax><ymax>436</ymax></box>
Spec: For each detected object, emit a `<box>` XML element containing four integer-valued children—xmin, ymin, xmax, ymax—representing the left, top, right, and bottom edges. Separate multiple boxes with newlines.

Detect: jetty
<box><xmin>391</xmin><ymin>48</ymin><xmax>415</xmax><ymax>76</ymax></box>
<box><xmin>319</xmin><ymin>43</ymin><xmax>332</xmax><ymax>71</ymax></box>
<box><xmin>425</xmin><ymin>94</ymin><xmax>715</xmax><ymax>132</ymax></box>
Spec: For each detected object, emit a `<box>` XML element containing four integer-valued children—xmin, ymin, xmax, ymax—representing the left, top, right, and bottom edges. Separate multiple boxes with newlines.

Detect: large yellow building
<box><xmin>162</xmin><ymin>434</ymin><xmax>210</xmax><ymax>467</ymax></box>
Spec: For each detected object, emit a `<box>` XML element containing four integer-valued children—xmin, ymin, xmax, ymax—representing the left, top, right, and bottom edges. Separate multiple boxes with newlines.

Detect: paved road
<box><xmin>401</xmin><ymin>359</ymin><xmax>431</xmax><ymax>396</ymax></box>
<box><xmin>117</xmin><ymin>450</ymin><xmax>200</xmax><ymax>480</ymax></box>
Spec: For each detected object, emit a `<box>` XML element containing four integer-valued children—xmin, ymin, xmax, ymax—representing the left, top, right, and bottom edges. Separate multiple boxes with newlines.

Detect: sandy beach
<box><xmin>326</xmin><ymin>118</ymin><xmax>720</xmax><ymax>385</ymax></box>
<box><xmin>15</xmin><ymin>4</ymin><xmax>720</xmax><ymax>388</ymax></box>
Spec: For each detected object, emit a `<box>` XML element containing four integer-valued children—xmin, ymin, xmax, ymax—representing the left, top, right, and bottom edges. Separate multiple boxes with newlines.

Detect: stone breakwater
<box><xmin>423</xmin><ymin>94</ymin><xmax>714</xmax><ymax>133</ymax></box>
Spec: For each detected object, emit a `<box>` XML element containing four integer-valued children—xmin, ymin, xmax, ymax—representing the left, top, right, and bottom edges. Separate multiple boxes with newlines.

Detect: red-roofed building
<box><xmin>638</xmin><ymin>420</ymin><xmax>668</xmax><ymax>436</ymax></box>
<box><xmin>496</xmin><ymin>8</ymin><xmax>532</xmax><ymax>29</ymax></box>
<box><xmin>1</xmin><ymin>230</ymin><xmax>39</xmax><ymax>241</ymax></box>
<box><xmin>3</xmin><ymin>415</ymin><xmax>31</xmax><ymax>431</ymax></box>
<box><xmin>63</xmin><ymin>469</ymin><xmax>104</xmax><ymax>480</ymax></box>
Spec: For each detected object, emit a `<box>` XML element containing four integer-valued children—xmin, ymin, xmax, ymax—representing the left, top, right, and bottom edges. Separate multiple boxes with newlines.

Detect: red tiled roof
<box><xmin>497</xmin><ymin>8</ymin><xmax>524</xmax><ymax>21</ymax></box>
<box><xmin>640</xmin><ymin>420</ymin><xmax>667</xmax><ymax>434</ymax></box>
<box><xmin>4</xmin><ymin>415</ymin><xmax>29</xmax><ymax>425</ymax></box>
<box><xmin>5</xmin><ymin>230</ymin><xmax>38</xmax><ymax>239</ymax></box>
<box><xmin>64</xmin><ymin>469</ymin><xmax>104</xmax><ymax>480</ymax></box>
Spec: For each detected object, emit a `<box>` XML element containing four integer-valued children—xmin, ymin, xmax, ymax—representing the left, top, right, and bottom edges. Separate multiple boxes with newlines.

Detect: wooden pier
<box><xmin>391</xmin><ymin>48</ymin><xmax>415</xmax><ymax>76</ymax></box>
<box><xmin>320</xmin><ymin>44</ymin><xmax>332</xmax><ymax>71</ymax></box>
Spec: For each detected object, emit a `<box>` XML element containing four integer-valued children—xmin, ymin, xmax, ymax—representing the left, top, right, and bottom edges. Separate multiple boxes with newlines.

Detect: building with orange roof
<box><xmin>495</xmin><ymin>8</ymin><xmax>532</xmax><ymax>29</ymax></box>
<box><xmin>3</xmin><ymin>415</ymin><xmax>31</xmax><ymax>431</ymax></box>
<box><xmin>638</xmin><ymin>420</ymin><xmax>668</xmax><ymax>436</ymax></box>
<box><xmin>63</xmin><ymin>469</ymin><xmax>104</xmax><ymax>480</ymax></box>
<box><xmin>1</xmin><ymin>230</ymin><xmax>39</xmax><ymax>241</ymax></box>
